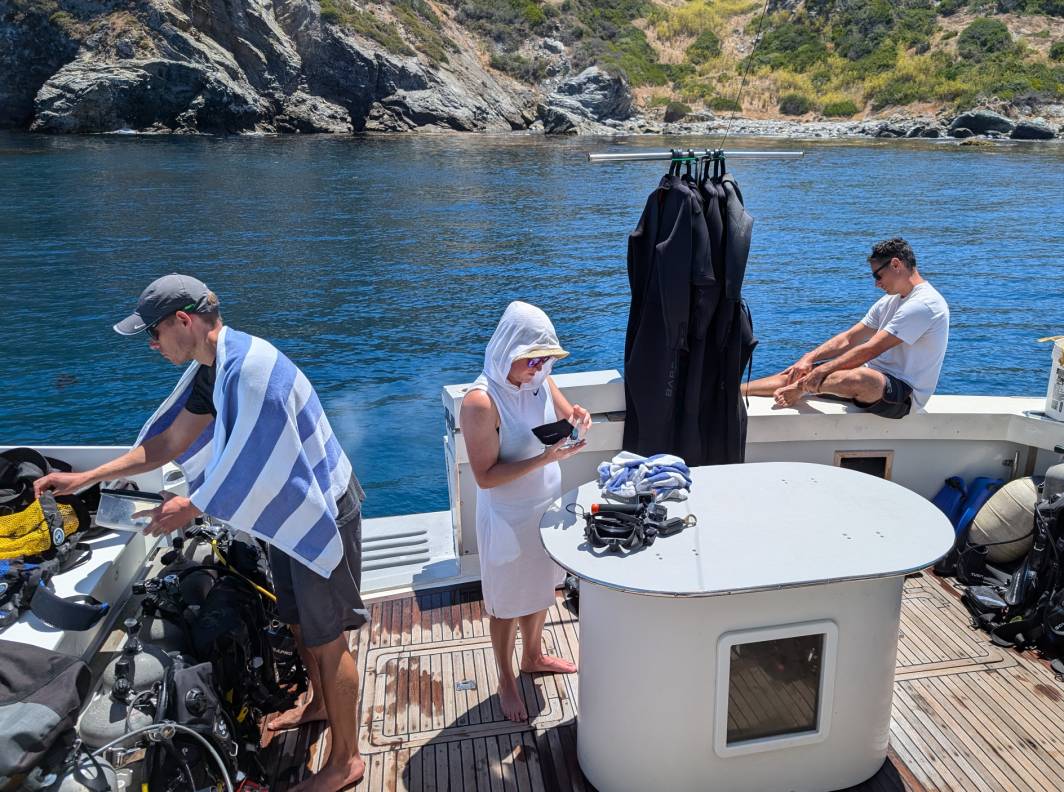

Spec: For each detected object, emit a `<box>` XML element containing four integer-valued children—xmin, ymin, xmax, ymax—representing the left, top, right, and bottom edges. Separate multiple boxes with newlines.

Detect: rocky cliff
<box><xmin>0</xmin><ymin>0</ymin><xmax>638</xmax><ymax>134</ymax></box>
<box><xmin>2</xmin><ymin>0</ymin><xmax>1062</xmax><ymax>136</ymax></box>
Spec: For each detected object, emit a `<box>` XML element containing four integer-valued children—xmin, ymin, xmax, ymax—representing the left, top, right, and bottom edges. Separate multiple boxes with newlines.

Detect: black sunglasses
<box><xmin>146</xmin><ymin>303</ymin><xmax>198</xmax><ymax>340</ymax></box>
<box><xmin>871</xmin><ymin>259</ymin><xmax>893</xmax><ymax>281</ymax></box>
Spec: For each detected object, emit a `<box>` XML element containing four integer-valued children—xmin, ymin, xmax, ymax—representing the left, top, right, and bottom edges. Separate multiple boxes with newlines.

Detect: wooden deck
<box><xmin>262</xmin><ymin>572</ymin><xmax>1064</xmax><ymax>791</ymax></box>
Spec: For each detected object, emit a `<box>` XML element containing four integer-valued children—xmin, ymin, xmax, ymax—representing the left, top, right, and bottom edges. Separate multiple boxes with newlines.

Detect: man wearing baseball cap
<box><xmin>36</xmin><ymin>273</ymin><xmax>367</xmax><ymax>792</ymax></box>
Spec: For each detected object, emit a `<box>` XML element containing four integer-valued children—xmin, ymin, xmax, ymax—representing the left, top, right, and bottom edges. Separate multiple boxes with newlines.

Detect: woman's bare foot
<box><xmin>520</xmin><ymin>654</ymin><xmax>577</xmax><ymax>674</ymax></box>
<box><xmin>773</xmin><ymin>383</ymin><xmax>806</xmax><ymax>408</ymax></box>
<box><xmin>288</xmin><ymin>756</ymin><xmax>365</xmax><ymax>792</ymax></box>
<box><xmin>499</xmin><ymin>678</ymin><xmax>528</xmax><ymax>722</ymax></box>
<box><xmin>266</xmin><ymin>698</ymin><xmax>328</xmax><ymax>732</ymax></box>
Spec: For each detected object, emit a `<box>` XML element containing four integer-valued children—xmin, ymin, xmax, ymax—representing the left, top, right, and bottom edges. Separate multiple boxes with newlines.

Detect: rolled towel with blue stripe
<box><xmin>597</xmin><ymin>452</ymin><xmax>691</xmax><ymax>501</ymax></box>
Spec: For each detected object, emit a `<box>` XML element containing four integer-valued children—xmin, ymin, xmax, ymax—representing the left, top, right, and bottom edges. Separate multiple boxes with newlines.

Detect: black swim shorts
<box><xmin>269</xmin><ymin>477</ymin><xmax>368</xmax><ymax>647</ymax></box>
<box><xmin>853</xmin><ymin>371</ymin><xmax>913</xmax><ymax>420</ymax></box>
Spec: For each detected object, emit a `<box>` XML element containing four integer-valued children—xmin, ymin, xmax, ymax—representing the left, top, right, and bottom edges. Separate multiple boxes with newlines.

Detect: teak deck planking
<box><xmin>262</xmin><ymin>573</ymin><xmax>1064</xmax><ymax>791</ymax></box>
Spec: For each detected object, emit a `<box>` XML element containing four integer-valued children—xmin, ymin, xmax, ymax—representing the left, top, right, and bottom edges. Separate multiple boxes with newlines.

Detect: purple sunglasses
<box><xmin>525</xmin><ymin>356</ymin><xmax>553</xmax><ymax>368</ymax></box>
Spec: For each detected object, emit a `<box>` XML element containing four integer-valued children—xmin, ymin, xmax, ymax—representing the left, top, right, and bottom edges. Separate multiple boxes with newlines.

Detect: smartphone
<box><xmin>531</xmin><ymin>418</ymin><xmax>577</xmax><ymax>446</ymax></box>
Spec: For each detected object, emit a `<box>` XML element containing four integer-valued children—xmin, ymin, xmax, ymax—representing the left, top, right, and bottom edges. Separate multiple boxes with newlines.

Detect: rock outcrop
<box><xmin>537</xmin><ymin>66</ymin><xmax>632</xmax><ymax>134</ymax></box>
<box><xmin>3</xmin><ymin>0</ymin><xmax>535</xmax><ymax>134</ymax></box>
<box><xmin>0</xmin><ymin>0</ymin><xmax>79</xmax><ymax>128</ymax></box>
<box><xmin>1011</xmin><ymin>119</ymin><xmax>1056</xmax><ymax>140</ymax></box>
<box><xmin>949</xmin><ymin>109</ymin><xmax>1015</xmax><ymax>136</ymax></box>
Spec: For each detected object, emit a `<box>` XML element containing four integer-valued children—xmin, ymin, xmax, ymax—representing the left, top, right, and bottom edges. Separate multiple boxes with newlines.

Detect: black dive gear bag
<box><xmin>0</xmin><ymin>639</ymin><xmax>91</xmax><ymax>790</ymax></box>
<box><xmin>961</xmin><ymin>486</ymin><xmax>1064</xmax><ymax>651</ymax></box>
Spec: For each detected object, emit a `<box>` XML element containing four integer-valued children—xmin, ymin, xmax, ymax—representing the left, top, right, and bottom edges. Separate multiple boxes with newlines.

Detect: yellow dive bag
<box><xmin>0</xmin><ymin>448</ymin><xmax>88</xmax><ymax>560</ymax></box>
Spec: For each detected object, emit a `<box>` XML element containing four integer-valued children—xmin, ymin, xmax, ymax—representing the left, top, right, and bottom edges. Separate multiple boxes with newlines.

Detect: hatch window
<box><xmin>715</xmin><ymin>621</ymin><xmax>838</xmax><ymax>757</ymax></box>
<box><xmin>834</xmin><ymin>449</ymin><xmax>894</xmax><ymax>479</ymax></box>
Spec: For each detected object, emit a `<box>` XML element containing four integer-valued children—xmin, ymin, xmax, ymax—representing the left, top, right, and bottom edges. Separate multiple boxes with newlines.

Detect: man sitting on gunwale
<box><xmin>743</xmin><ymin>237</ymin><xmax>950</xmax><ymax>419</ymax></box>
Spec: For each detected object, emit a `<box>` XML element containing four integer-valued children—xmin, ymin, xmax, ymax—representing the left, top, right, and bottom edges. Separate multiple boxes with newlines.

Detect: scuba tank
<box><xmin>101</xmin><ymin>618</ymin><xmax>170</xmax><ymax>690</ymax></box>
<box><xmin>79</xmin><ymin>619</ymin><xmax>170</xmax><ymax>750</ymax></box>
<box><xmin>45</xmin><ymin>752</ymin><xmax>119</xmax><ymax>792</ymax></box>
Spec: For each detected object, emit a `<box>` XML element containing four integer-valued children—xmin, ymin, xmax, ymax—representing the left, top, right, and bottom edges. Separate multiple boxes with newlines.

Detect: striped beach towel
<box><xmin>135</xmin><ymin>326</ymin><xmax>353</xmax><ymax>577</ymax></box>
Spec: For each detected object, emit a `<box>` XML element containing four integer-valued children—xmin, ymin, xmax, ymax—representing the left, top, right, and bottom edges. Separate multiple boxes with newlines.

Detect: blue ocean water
<box><xmin>1</xmin><ymin>132</ymin><xmax>1062</xmax><ymax>517</ymax></box>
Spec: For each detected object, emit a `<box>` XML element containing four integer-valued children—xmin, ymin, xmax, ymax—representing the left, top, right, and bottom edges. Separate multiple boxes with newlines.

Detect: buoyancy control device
<box><xmin>961</xmin><ymin>446</ymin><xmax>1064</xmax><ymax>652</ymax></box>
<box><xmin>74</xmin><ymin>525</ymin><xmax>306</xmax><ymax>791</ymax></box>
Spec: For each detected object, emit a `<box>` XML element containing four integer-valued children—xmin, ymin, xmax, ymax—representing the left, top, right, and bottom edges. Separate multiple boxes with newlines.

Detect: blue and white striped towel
<box><xmin>135</xmin><ymin>326</ymin><xmax>353</xmax><ymax>578</ymax></box>
<box><xmin>597</xmin><ymin>452</ymin><xmax>692</xmax><ymax>501</ymax></box>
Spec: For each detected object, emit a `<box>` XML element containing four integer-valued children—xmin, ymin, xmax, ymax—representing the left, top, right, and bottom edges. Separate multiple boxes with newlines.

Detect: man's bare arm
<box><xmin>803</xmin><ymin>322</ymin><xmax>876</xmax><ymax>364</ymax></box>
<box><xmin>783</xmin><ymin>322</ymin><xmax>876</xmax><ymax>383</ymax></box>
<box><xmin>34</xmin><ymin>410</ymin><xmax>213</xmax><ymax>497</ymax></box>
<box><xmin>799</xmin><ymin>330</ymin><xmax>904</xmax><ymax>393</ymax></box>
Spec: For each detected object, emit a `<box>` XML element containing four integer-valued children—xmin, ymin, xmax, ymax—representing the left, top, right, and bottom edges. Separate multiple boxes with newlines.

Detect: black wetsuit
<box><xmin>623</xmin><ymin>167</ymin><xmax>755</xmax><ymax>466</ymax></box>
<box><xmin>623</xmin><ymin>173</ymin><xmax>708</xmax><ymax>457</ymax></box>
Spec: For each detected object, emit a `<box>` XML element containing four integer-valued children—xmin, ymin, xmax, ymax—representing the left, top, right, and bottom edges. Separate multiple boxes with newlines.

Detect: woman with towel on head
<box><xmin>460</xmin><ymin>301</ymin><xmax>591</xmax><ymax>722</ymax></box>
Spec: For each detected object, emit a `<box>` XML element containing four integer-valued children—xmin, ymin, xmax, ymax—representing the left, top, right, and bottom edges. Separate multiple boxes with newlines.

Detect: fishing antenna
<box><xmin>717</xmin><ymin>0</ymin><xmax>773</xmax><ymax>151</ymax></box>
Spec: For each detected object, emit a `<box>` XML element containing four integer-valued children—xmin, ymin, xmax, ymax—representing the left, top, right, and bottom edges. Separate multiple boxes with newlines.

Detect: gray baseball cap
<box><xmin>114</xmin><ymin>273</ymin><xmax>217</xmax><ymax>335</ymax></box>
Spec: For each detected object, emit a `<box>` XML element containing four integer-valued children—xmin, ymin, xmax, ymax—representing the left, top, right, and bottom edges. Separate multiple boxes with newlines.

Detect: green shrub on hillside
<box><xmin>957</xmin><ymin>18</ymin><xmax>1013</xmax><ymax>61</ymax></box>
<box><xmin>938</xmin><ymin>0</ymin><xmax>967</xmax><ymax>15</ymax></box>
<box><xmin>558</xmin><ymin>0</ymin><xmax>671</xmax><ymax>85</ymax></box>
<box><xmin>687</xmin><ymin>30</ymin><xmax>721</xmax><ymax>64</ymax></box>
<box><xmin>452</xmin><ymin>0</ymin><xmax>548</xmax><ymax>48</ymax></box>
<box><xmin>321</xmin><ymin>1</ymin><xmax>416</xmax><ymax>56</ymax></box>
<box><xmin>892</xmin><ymin>7</ymin><xmax>937</xmax><ymax>51</ymax></box>
<box><xmin>779</xmin><ymin>92</ymin><xmax>812</xmax><ymax>114</ymax></box>
<box><xmin>1011</xmin><ymin>0</ymin><xmax>1064</xmax><ymax>14</ymax></box>
<box><xmin>831</xmin><ymin>0</ymin><xmax>894</xmax><ymax>60</ymax></box>
<box><xmin>1050</xmin><ymin>41</ymin><xmax>1064</xmax><ymax>61</ymax></box>
<box><xmin>394</xmin><ymin>0</ymin><xmax>457</xmax><ymax>63</ymax></box>
<box><xmin>490</xmin><ymin>52</ymin><xmax>549</xmax><ymax>81</ymax></box>
<box><xmin>709</xmin><ymin>96</ymin><xmax>742</xmax><ymax>111</ymax></box>
<box><xmin>822</xmin><ymin>98</ymin><xmax>859</xmax><ymax>116</ymax></box>
<box><xmin>747</xmin><ymin>19</ymin><xmax>828</xmax><ymax>72</ymax></box>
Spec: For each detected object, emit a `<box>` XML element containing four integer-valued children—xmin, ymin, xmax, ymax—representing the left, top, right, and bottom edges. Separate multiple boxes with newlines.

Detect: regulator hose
<box><xmin>90</xmin><ymin>721</ymin><xmax>234</xmax><ymax>792</ymax></box>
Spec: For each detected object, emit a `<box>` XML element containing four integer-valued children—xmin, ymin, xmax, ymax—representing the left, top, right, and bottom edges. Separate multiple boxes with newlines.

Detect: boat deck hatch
<box><xmin>719</xmin><ymin>621</ymin><xmax>837</xmax><ymax>755</ymax></box>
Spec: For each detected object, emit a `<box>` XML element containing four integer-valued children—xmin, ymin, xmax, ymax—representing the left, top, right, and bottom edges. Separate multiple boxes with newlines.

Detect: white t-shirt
<box><xmin>860</xmin><ymin>282</ymin><xmax>950</xmax><ymax>412</ymax></box>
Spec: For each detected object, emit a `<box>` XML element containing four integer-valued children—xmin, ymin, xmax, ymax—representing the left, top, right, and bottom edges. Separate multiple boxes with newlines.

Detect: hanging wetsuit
<box><xmin>623</xmin><ymin>172</ymin><xmax>709</xmax><ymax>457</ymax></box>
<box><xmin>673</xmin><ymin>166</ymin><xmax>724</xmax><ymax>465</ymax></box>
<box><xmin>703</xmin><ymin>172</ymin><xmax>756</xmax><ymax>464</ymax></box>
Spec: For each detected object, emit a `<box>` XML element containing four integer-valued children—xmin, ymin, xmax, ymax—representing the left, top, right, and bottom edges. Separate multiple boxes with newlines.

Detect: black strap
<box><xmin>29</xmin><ymin>583</ymin><xmax>109</xmax><ymax>631</ymax></box>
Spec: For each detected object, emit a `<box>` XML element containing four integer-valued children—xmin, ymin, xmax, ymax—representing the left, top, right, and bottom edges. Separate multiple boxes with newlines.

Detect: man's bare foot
<box><xmin>772</xmin><ymin>383</ymin><xmax>806</xmax><ymax>408</ymax></box>
<box><xmin>288</xmin><ymin>756</ymin><xmax>365</xmax><ymax>792</ymax></box>
<box><xmin>499</xmin><ymin>678</ymin><xmax>528</xmax><ymax>722</ymax></box>
<box><xmin>266</xmin><ymin>699</ymin><xmax>328</xmax><ymax>732</ymax></box>
<box><xmin>520</xmin><ymin>654</ymin><xmax>577</xmax><ymax>674</ymax></box>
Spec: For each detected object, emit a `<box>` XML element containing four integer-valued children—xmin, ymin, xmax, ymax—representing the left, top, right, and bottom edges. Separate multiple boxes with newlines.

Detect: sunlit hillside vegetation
<box><xmin>328</xmin><ymin>0</ymin><xmax>1064</xmax><ymax>117</ymax></box>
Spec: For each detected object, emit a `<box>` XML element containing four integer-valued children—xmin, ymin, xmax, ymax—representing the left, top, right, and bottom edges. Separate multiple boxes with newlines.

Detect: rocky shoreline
<box><xmin>2</xmin><ymin>0</ymin><xmax>1062</xmax><ymax>141</ymax></box>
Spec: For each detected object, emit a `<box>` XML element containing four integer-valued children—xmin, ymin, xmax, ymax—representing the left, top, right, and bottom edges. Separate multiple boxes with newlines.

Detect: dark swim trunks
<box><xmin>269</xmin><ymin>477</ymin><xmax>368</xmax><ymax>647</ymax></box>
<box><xmin>853</xmin><ymin>371</ymin><xmax>913</xmax><ymax>420</ymax></box>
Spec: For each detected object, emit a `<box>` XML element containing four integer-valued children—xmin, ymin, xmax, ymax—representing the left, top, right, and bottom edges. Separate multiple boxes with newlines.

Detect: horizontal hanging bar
<box><xmin>587</xmin><ymin>150</ymin><xmax>804</xmax><ymax>163</ymax></box>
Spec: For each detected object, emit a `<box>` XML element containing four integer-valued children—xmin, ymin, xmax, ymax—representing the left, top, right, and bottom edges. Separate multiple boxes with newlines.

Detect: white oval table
<box><xmin>539</xmin><ymin>462</ymin><xmax>954</xmax><ymax>792</ymax></box>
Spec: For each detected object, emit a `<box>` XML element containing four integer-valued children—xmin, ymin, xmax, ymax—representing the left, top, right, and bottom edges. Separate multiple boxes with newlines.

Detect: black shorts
<box><xmin>269</xmin><ymin>478</ymin><xmax>368</xmax><ymax>647</ymax></box>
<box><xmin>853</xmin><ymin>371</ymin><xmax>913</xmax><ymax>420</ymax></box>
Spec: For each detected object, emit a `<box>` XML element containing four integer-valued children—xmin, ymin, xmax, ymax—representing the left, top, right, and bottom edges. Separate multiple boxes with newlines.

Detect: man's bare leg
<box><xmin>518</xmin><ymin>609</ymin><xmax>576</xmax><ymax>675</ymax></box>
<box><xmin>489</xmin><ymin>615</ymin><xmax>527</xmax><ymax>722</ymax></box>
<box><xmin>267</xmin><ymin>624</ymin><xmax>328</xmax><ymax>731</ymax></box>
<box><xmin>741</xmin><ymin>372</ymin><xmax>791</xmax><ymax>397</ymax></box>
<box><xmin>289</xmin><ymin>633</ymin><xmax>364</xmax><ymax>792</ymax></box>
<box><xmin>816</xmin><ymin>368</ymin><xmax>886</xmax><ymax>404</ymax></box>
<box><xmin>776</xmin><ymin>368</ymin><xmax>886</xmax><ymax>408</ymax></box>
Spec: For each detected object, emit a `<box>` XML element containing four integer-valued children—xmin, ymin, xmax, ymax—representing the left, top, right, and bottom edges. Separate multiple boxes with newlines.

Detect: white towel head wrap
<box><xmin>482</xmin><ymin>301</ymin><xmax>566</xmax><ymax>392</ymax></box>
